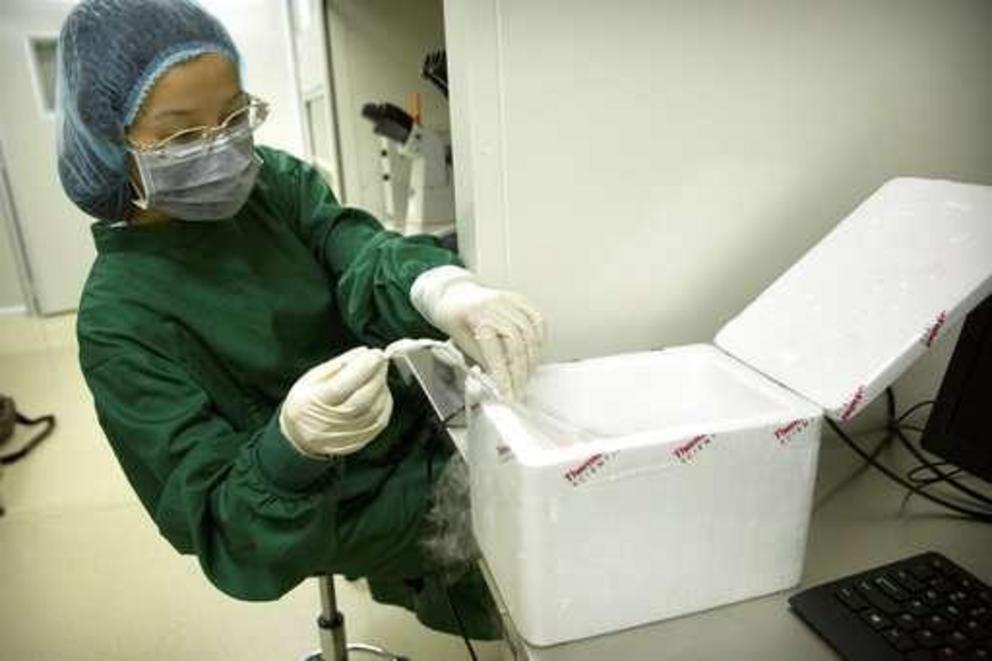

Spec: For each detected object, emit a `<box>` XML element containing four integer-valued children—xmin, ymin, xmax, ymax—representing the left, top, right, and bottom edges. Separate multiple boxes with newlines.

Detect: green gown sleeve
<box><xmin>84</xmin><ymin>348</ymin><xmax>341</xmax><ymax>601</ymax></box>
<box><xmin>263</xmin><ymin>148</ymin><xmax>461</xmax><ymax>346</ymax></box>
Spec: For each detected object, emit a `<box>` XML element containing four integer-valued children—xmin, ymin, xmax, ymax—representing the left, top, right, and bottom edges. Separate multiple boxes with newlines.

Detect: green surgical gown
<box><xmin>76</xmin><ymin>146</ymin><xmax>499</xmax><ymax>639</ymax></box>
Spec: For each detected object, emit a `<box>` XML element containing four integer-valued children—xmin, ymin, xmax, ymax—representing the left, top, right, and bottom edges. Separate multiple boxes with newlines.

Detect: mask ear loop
<box><xmin>127</xmin><ymin>150</ymin><xmax>152</xmax><ymax>211</ymax></box>
<box><xmin>123</xmin><ymin>118</ymin><xmax>154</xmax><ymax>212</ymax></box>
<box><xmin>130</xmin><ymin>178</ymin><xmax>150</xmax><ymax>210</ymax></box>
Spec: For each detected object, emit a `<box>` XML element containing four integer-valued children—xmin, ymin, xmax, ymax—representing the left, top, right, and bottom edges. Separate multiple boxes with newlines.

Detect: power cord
<box><xmin>814</xmin><ymin>426</ymin><xmax>895</xmax><ymax>510</ymax></box>
<box><xmin>814</xmin><ymin>388</ymin><xmax>898</xmax><ymax>510</ymax></box>
<box><xmin>426</xmin><ymin>404</ymin><xmax>480</xmax><ymax>661</ymax></box>
<box><xmin>442</xmin><ymin>582</ymin><xmax>480</xmax><ymax>661</ymax></box>
<box><xmin>895</xmin><ymin>400</ymin><xmax>934</xmax><ymax>424</ymax></box>
<box><xmin>889</xmin><ymin>421</ymin><xmax>992</xmax><ymax>507</ymax></box>
<box><xmin>826</xmin><ymin>389</ymin><xmax>992</xmax><ymax>522</ymax></box>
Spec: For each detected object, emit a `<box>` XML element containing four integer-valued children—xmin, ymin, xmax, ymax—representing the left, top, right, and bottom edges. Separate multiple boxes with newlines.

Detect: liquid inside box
<box><xmin>467</xmin><ymin>178</ymin><xmax>992</xmax><ymax>646</ymax></box>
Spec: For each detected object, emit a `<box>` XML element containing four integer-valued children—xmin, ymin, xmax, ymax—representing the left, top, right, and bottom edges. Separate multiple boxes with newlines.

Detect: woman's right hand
<box><xmin>279</xmin><ymin>347</ymin><xmax>393</xmax><ymax>458</ymax></box>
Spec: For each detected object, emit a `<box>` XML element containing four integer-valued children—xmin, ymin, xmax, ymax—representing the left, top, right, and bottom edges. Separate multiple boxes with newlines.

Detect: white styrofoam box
<box><xmin>468</xmin><ymin>178</ymin><xmax>992</xmax><ymax>646</ymax></box>
<box><xmin>470</xmin><ymin>345</ymin><xmax>823</xmax><ymax>646</ymax></box>
<box><xmin>717</xmin><ymin>178</ymin><xmax>992</xmax><ymax>422</ymax></box>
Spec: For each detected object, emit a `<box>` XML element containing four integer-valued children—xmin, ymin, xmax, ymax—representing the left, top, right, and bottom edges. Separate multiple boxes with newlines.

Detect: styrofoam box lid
<box><xmin>715</xmin><ymin>178</ymin><xmax>992</xmax><ymax>422</ymax></box>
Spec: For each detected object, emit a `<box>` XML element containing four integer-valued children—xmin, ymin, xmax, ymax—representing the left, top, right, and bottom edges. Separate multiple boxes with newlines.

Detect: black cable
<box><xmin>826</xmin><ymin>417</ymin><xmax>992</xmax><ymax>522</ymax></box>
<box><xmin>900</xmin><ymin>471</ymin><xmax>984</xmax><ymax>514</ymax></box>
<box><xmin>441</xmin><ymin>579</ymin><xmax>479</xmax><ymax>661</ymax></box>
<box><xmin>884</xmin><ymin>391</ymin><xmax>992</xmax><ymax>506</ymax></box>
<box><xmin>814</xmin><ymin>428</ymin><xmax>895</xmax><ymax>510</ymax></box>
<box><xmin>906</xmin><ymin>462</ymin><xmax>957</xmax><ymax>484</ymax></box>
<box><xmin>896</xmin><ymin>399</ymin><xmax>935</xmax><ymax>424</ymax></box>
<box><xmin>812</xmin><ymin>384</ymin><xmax>898</xmax><ymax>511</ymax></box>
<box><xmin>815</xmin><ymin>390</ymin><xmax>899</xmax><ymax>509</ymax></box>
<box><xmin>442</xmin><ymin>406</ymin><xmax>466</xmax><ymax>427</ymax></box>
<box><xmin>0</xmin><ymin>413</ymin><xmax>56</xmax><ymax>466</ymax></box>
<box><xmin>426</xmin><ymin>406</ymin><xmax>467</xmax><ymax>484</ymax></box>
<box><xmin>427</xmin><ymin>404</ymin><xmax>479</xmax><ymax>661</ymax></box>
<box><xmin>906</xmin><ymin>469</ymin><xmax>965</xmax><ymax>489</ymax></box>
<box><xmin>889</xmin><ymin>424</ymin><xmax>992</xmax><ymax>506</ymax></box>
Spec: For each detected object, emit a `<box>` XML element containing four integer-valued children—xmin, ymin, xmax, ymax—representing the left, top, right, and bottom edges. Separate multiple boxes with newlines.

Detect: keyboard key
<box><xmin>917</xmin><ymin>629</ymin><xmax>942</xmax><ymax>648</ymax></box>
<box><xmin>913</xmin><ymin>563</ymin><xmax>937</xmax><ymax>581</ymax></box>
<box><xmin>895</xmin><ymin>569</ymin><xmax>928</xmax><ymax>593</ymax></box>
<box><xmin>898</xmin><ymin>613</ymin><xmax>923</xmax><ymax>631</ymax></box>
<box><xmin>882</xmin><ymin>626</ymin><xmax>916</xmax><ymax>652</ymax></box>
<box><xmin>835</xmin><ymin>586</ymin><xmax>869</xmax><ymax>611</ymax></box>
<box><xmin>932</xmin><ymin>578</ymin><xmax>955</xmax><ymax>594</ymax></box>
<box><xmin>968</xmin><ymin>606</ymin><xmax>990</xmax><ymax>621</ymax></box>
<box><xmin>909</xmin><ymin>599</ymin><xmax>933</xmax><ymax>616</ymax></box>
<box><xmin>877</xmin><ymin>575</ymin><xmax>912</xmax><ymax>601</ymax></box>
<box><xmin>950</xmin><ymin>591</ymin><xmax>972</xmax><ymax>606</ymax></box>
<box><xmin>858</xmin><ymin>580</ymin><xmax>903</xmax><ymax>614</ymax></box>
<box><xmin>968</xmin><ymin>645</ymin><xmax>991</xmax><ymax>660</ymax></box>
<box><xmin>907</xmin><ymin>651</ymin><xmax>936</xmax><ymax>661</ymax></box>
<box><xmin>926</xmin><ymin>590</ymin><xmax>949</xmax><ymax>606</ymax></box>
<box><xmin>936</xmin><ymin>646</ymin><xmax>961</xmax><ymax>659</ymax></box>
<box><xmin>862</xmin><ymin>609</ymin><xmax>891</xmax><ymax>630</ymax></box>
<box><xmin>963</xmin><ymin>620</ymin><xmax>982</xmax><ymax>636</ymax></box>
<box><xmin>977</xmin><ymin>591</ymin><xmax>992</xmax><ymax>605</ymax></box>
<box><xmin>946</xmin><ymin>630</ymin><xmax>972</xmax><ymax>650</ymax></box>
<box><xmin>943</xmin><ymin>605</ymin><xmax>966</xmax><ymax>621</ymax></box>
<box><xmin>930</xmin><ymin>558</ymin><xmax>953</xmax><ymax>575</ymax></box>
<box><xmin>927</xmin><ymin>615</ymin><xmax>953</xmax><ymax>634</ymax></box>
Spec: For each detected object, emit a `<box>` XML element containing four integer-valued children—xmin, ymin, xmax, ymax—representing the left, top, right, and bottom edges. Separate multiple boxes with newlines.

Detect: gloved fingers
<box><xmin>482</xmin><ymin>311</ymin><xmax>529</xmax><ymax>397</ymax></box>
<box><xmin>329</xmin><ymin>391</ymin><xmax>395</xmax><ymax>456</ymax></box>
<box><xmin>299</xmin><ymin>346</ymin><xmax>374</xmax><ymax>389</ymax></box>
<box><xmin>507</xmin><ymin>293</ymin><xmax>546</xmax><ymax>344</ymax></box>
<box><xmin>330</xmin><ymin>390</ymin><xmax>390</xmax><ymax>434</ymax></box>
<box><xmin>305</xmin><ymin>385</ymin><xmax>392</xmax><ymax>442</ymax></box>
<box><xmin>447</xmin><ymin>327</ymin><xmax>486</xmax><ymax>368</ymax></box>
<box><xmin>373</xmin><ymin>389</ymin><xmax>394</xmax><ymax>429</ymax></box>
<box><xmin>299</xmin><ymin>351</ymin><xmax>352</xmax><ymax>383</ymax></box>
<box><xmin>315</xmin><ymin>348</ymin><xmax>386</xmax><ymax>405</ymax></box>
<box><xmin>337</xmin><ymin>361</ymin><xmax>390</xmax><ymax>416</ymax></box>
<box><xmin>493</xmin><ymin>303</ymin><xmax>542</xmax><ymax>372</ymax></box>
<box><xmin>430</xmin><ymin>341</ymin><xmax>469</xmax><ymax>370</ymax></box>
<box><xmin>351</xmin><ymin>378</ymin><xmax>391</xmax><ymax>424</ymax></box>
<box><xmin>475</xmin><ymin>325</ymin><xmax>514</xmax><ymax>398</ymax></box>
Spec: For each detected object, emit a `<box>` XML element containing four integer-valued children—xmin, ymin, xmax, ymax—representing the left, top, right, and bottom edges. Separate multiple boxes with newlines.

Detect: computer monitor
<box><xmin>920</xmin><ymin>292</ymin><xmax>992</xmax><ymax>485</ymax></box>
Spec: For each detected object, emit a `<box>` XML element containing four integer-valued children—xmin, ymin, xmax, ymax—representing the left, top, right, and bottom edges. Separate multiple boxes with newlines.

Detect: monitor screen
<box><xmin>920</xmin><ymin>293</ymin><xmax>992</xmax><ymax>485</ymax></box>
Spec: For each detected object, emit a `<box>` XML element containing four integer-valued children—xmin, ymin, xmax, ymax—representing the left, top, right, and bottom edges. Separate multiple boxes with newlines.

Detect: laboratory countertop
<box><xmin>473</xmin><ymin>431</ymin><xmax>992</xmax><ymax>661</ymax></box>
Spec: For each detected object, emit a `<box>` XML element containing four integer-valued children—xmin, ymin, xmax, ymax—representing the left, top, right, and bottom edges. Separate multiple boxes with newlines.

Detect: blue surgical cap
<box><xmin>56</xmin><ymin>0</ymin><xmax>241</xmax><ymax>222</ymax></box>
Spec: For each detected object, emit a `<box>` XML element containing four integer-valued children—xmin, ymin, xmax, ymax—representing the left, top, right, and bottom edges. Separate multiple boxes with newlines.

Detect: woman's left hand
<box><xmin>411</xmin><ymin>266</ymin><xmax>545</xmax><ymax>399</ymax></box>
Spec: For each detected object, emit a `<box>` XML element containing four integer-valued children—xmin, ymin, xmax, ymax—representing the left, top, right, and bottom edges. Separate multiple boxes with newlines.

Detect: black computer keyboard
<box><xmin>789</xmin><ymin>552</ymin><xmax>992</xmax><ymax>660</ymax></box>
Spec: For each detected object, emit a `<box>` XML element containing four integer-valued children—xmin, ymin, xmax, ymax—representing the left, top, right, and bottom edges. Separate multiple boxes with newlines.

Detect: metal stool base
<box><xmin>302</xmin><ymin>644</ymin><xmax>409</xmax><ymax>660</ymax></box>
<box><xmin>306</xmin><ymin>576</ymin><xmax>410</xmax><ymax>661</ymax></box>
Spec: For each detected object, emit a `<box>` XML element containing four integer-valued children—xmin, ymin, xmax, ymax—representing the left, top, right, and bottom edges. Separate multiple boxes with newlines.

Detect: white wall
<box><xmin>0</xmin><ymin>153</ymin><xmax>27</xmax><ymax>313</ymax></box>
<box><xmin>326</xmin><ymin>0</ymin><xmax>448</xmax><ymax>218</ymax></box>
<box><xmin>202</xmin><ymin>0</ymin><xmax>306</xmax><ymax>159</ymax></box>
<box><xmin>0</xmin><ymin>1</ymin><xmax>95</xmax><ymax>315</ymax></box>
<box><xmin>288</xmin><ymin>0</ymin><xmax>343</xmax><ymax>192</ymax></box>
<box><xmin>445</xmin><ymin>0</ymin><xmax>992</xmax><ymax>421</ymax></box>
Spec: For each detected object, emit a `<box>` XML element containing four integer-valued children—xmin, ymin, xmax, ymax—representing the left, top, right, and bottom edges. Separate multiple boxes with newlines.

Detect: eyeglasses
<box><xmin>127</xmin><ymin>94</ymin><xmax>269</xmax><ymax>153</ymax></box>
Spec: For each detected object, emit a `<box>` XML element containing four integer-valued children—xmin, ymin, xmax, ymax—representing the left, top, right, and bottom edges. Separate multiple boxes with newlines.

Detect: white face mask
<box><xmin>130</xmin><ymin>126</ymin><xmax>261</xmax><ymax>222</ymax></box>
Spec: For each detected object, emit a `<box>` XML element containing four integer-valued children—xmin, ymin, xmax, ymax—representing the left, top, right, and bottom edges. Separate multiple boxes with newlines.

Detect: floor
<box><xmin>0</xmin><ymin>313</ymin><xmax>504</xmax><ymax>661</ymax></box>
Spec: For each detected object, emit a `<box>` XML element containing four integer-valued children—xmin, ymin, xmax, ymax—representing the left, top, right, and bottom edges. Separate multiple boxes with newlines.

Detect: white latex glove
<box><xmin>411</xmin><ymin>266</ymin><xmax>545</xmax><ymax>398</ymax></box>
<box><xmin>279</xmin><ymin>347</ymin><xmax>393</xmax><ymax>458</ymax></box>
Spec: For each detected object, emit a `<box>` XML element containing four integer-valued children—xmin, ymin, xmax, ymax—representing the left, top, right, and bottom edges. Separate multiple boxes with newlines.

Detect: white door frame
<box><xmin>0</xmin><ymin>136</ymin><xmax>39</xmax><ymax>317</ymax></box>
